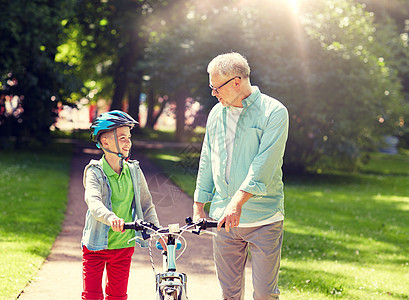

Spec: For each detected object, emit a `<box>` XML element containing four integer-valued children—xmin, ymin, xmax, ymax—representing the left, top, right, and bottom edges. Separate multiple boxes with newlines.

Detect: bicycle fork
<box><xmin>155</xmin><ymin>235</ymin><xmax>188</xmax><ymax>300</ymax></box>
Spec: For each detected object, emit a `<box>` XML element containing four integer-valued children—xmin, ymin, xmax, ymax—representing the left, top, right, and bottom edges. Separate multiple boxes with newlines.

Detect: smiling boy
<box><xmin>81</xmin><ymin>110</ymin><xmax>161</xmax><ymax>300</ymax></box>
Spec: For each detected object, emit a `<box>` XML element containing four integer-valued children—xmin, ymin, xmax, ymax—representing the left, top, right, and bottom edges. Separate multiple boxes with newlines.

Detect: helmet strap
<box><xmin>97</xmin><ymin>142</ymin><xmax>122</xmax><ymax>157</ymax></box>
<box><xmin>113</xmin><ymin>129</ymin><xmax>122</xmax><ymax>156</ymax></box>
<box><xmin>97</xmin><ymin>128</ymin><xmax>131</xmax><ymax>173</ymax></box>
<box><xmin>113</xmin><ymin>128</ymin><xmax>132</xmax><ymax>161</ymax></box>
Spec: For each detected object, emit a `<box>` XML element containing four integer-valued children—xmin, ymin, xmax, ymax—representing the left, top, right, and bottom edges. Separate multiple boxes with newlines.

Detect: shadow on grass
<box><xmin>0</xmin><ymin>142</ymin><xmax>72</xmax><ymax>259</ymax></box>
<box><xmin>283</xmin><ymin>173</ymin><xmax>408</xmax><ymax>266</ymax></box>
<box><xmin>280</xmin><ymin>265</ymin><xmax>348</xmax><ymax>297</ymax></box>
<box><xmin>280</xmin><ymin>263</ymin><xmax>409</xmax><ymax>299</ymax></box>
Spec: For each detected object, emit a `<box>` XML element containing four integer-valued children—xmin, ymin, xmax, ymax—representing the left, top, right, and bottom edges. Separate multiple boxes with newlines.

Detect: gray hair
<box><xmin>207</xmin><ymin>52</ymin><xmax>250</xmax><ymax>79</ymax></box>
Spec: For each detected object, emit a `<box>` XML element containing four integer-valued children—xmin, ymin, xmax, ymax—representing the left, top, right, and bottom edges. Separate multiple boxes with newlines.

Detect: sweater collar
<box><xmin>242</xmin><ymin>86</ymin><xmax>260</xmax><ymax>108</ymax></box>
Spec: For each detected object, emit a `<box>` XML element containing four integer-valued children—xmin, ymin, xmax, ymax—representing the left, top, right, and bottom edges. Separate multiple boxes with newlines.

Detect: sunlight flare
<box><xmin>288</xmin><ymin>0</ymin><xmax>300</xmax><ymax>13</ymax></box>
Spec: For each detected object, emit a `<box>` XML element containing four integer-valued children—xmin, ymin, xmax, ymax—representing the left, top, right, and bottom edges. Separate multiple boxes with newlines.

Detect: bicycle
<box><xmin>124</xmin><ymin>217</ymin><xmax>223</xmax><ymax>300</ymax></box>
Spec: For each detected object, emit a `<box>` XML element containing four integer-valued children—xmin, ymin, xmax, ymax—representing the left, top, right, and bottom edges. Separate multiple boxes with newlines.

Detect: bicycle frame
<box><xmin>155</xmin><ymin>226</ymin><xmax>187</xmax><ymax>299</ymax></box>
<box><xmin>124</xmin><ymin>217</ymin><xmax>221</xmax><ymax>300</ymax></box>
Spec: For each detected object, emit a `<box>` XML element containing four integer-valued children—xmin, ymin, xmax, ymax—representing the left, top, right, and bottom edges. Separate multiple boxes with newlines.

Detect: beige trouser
<box><xmin>213</xmin><ymin>221</ymin><xmax>283</xmax><ymax>300</ymax></box>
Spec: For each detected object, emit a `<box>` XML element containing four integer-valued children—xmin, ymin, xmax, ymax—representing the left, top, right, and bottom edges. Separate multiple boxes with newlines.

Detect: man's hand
<box><xmin>193</xmin><ymin>202</ymin><xmax>207</xmax><ymax>222</ymax></box>
<box><xmin>217</xmin><ymin>190</ymin><xmax>253</xmax><ymax>232</ymax></box>
<box><xmin>217</xmin><ymin>201</ymin><xmax>242</xmax><ymax>232</ymax></box>
<box><xmin>110</xmin><ymin>217</ymin><xmax>125</xmax><ymax>232</ymax></box>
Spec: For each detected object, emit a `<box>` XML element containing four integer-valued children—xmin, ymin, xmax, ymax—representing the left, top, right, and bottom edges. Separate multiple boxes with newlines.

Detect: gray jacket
<box><xmin>81</xmin><ymin>158</ymin><xmax>160</xmax><ymax>250</ymax></box>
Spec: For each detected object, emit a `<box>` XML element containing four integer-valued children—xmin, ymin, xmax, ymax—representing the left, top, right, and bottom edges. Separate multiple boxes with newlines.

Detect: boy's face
<box><xmin>100</xmin><ymin>126</ymin><xmax>132</xmax><ymax>157</ymax></box>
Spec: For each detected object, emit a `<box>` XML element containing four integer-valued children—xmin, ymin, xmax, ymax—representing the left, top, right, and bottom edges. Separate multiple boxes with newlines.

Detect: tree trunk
<box><xmin>175</xmin><ymin>89</ymin><xmax>187</xmax><ymax>142</ymax></box>
<box><xmin>110</xmin><ymin>54</ymin><xmax>130</xmax><ymax>110</ymax></box>
<box><xmin>152</xmin><ymin>96</ymin><xmax>169</xmax><ymax>128</ymax></box>
<box><xmin>128</xmin><ymin>77</ymin><xmax>142</xmax><ymax>123</ymax></box>
<box><xmin>146</xmin><ymin>88</ymin><xmax>155</xmax><ymax>129</ymax></box>
<box><xmin>126</xmin><ymin>21</ymin><xmax>143</xmax><ymax>120</ymax></box>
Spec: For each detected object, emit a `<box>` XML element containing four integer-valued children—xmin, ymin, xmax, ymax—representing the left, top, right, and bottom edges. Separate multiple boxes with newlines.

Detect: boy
<box><xmin>81</xmin><ymin>110</ymin><xmax>161</xmax><ymax>300</ymax></box>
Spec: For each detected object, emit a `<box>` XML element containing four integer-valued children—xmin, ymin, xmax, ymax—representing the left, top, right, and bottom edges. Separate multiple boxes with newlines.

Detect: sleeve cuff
<box><xmin>194</xmin><ymin>189</ymin><xmax>214</xmax><ymax>203</ymax></box>
<box><xmin>239</xmin><ymin>178</ymin><xmax>267</xmax><ymax>196</ymax></box>
<box><xmin>106</xmin><ymin>213</ymin><xmax>117</xmax><ymax>225</ymax></box>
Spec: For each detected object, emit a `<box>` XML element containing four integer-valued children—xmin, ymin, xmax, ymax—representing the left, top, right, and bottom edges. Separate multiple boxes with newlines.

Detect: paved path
<box><xmin>18</xmin><ymin>141</ymin><xmax>252</xmax><ymax>299</ymax></box>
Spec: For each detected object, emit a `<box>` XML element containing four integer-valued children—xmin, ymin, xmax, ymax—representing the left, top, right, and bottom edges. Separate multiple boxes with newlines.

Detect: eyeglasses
<box><xmin>209</xmin><ymin>76</ymin><xmax>241</xmax><ymax>94</ymax></box>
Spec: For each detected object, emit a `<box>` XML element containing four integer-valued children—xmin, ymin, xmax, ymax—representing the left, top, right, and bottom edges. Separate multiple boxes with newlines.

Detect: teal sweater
<box><xmin>194</xmin><ymin>87</ymin><xmax>289</xmax><ymax>224</ymax></box>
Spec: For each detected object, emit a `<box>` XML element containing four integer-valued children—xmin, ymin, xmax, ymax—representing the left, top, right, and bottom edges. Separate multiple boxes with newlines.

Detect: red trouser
<box><xmin>82</xmin><ymin>246</ymin><xmax>135</xmax><ymax>300</ymax></box>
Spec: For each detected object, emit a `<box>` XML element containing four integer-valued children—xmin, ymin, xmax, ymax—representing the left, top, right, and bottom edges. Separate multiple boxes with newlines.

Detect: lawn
<box><xmin>145</xmin><ymin>149</ymin><xmax>409</xmax><ymax>299</ymax></box>
<box><xmin>0</xmin><ymin>143</ymin><xmax>72</xmax><ymax>299</ymax></box>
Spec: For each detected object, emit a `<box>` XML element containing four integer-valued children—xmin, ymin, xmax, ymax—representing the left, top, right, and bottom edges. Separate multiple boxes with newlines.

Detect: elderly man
<box><xmin>193</xmin><ymin>52</ymin><xmax>289</xmax><ymax>300</ymax></box>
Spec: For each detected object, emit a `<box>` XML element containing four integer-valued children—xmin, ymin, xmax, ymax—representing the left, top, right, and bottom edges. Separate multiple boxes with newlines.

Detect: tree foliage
<box><xmin>140</xmin><ymin>0</ymin><xmax>408</xmax><ymax>171</ymax></box>
<box><xmin>2</xmin><ymin>0</ymin><xmax>408</xmax><ymax>172</ymax></box>
<box><xmin>61</xmin><ymin>0</ymin><xmax>170</xmax><ymax>121</ymax></box>
<box><xmin>283</xmin><ymin>0</ymin><xmax>407</xmax><ymax>171</ymax></box>
<box><xmin>0</xmin><ymin>0</ymin><xmax>82</xmax><ymax>147</ymax></box>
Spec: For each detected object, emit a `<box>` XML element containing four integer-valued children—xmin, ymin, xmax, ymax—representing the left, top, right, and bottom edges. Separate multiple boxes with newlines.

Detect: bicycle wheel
<box><xmin>161</xmin><ymin>285</ymin><xmax>184</xmax><ymax>300</ymax></box>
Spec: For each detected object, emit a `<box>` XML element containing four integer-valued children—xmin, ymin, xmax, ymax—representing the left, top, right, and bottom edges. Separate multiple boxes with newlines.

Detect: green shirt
<box><xmin>102</xmin><ymin>156</ymin><xmax>135</xmax><ymax>249</ymax></box>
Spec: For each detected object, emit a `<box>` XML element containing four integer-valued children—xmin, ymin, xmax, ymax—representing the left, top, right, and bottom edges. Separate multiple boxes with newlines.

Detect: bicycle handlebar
<box><xmin>123</xmin><ymin>217</ymin><xmax>224</xmax><ymax>240</ymax></box>
<box><xmin>123</xmin><ymin>219</ymin><xmax>160</xmax><ymax>231</ymax></box>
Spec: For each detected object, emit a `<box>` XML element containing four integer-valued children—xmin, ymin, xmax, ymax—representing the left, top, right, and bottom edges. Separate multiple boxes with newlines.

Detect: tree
<box><xmin>0</xmin><ymin>0</ymin><xmax>81</xmax><ymax>147</ymax></box>
<box><xmin>354</xmin><ymin>0</ymin><xmax>409</xmax><ymax>148</ymax></box>
<box><xmin>291</xmin><ymin>0</ymin><xmax>408</xmax><ymax>170</ymax></box>
<box><xmin>143</xmin><ymin>0</ymin><xmax>409</xmax><ymax>171</ymax></box>
<box><xmin>141</xmin><ymin>1</ymin><xmax>251</xmax><ymax>141</ymax></box>
<box><xmin>52</xmin><ymin>0</ymin><xmax>408</xmax><ymax>171</ymax></box>
<box><xmin>63</xmin><ymin>0</ymin><xmax>170</xmax><ymax>123</ymax></box>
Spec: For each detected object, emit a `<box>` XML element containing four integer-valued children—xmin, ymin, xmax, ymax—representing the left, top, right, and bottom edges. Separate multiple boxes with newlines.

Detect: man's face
<box><xmin>209</xmin><ymin>72</ymin><xmax>240</xmax><ymax>107</ymax></box>
<box><xmin>102</xmin><ymin>126</ymin><xmax>132</xmax><ymax>157</ymax></box>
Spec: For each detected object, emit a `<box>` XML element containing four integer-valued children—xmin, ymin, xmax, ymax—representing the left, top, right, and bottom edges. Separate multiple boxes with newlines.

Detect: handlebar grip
<box><xmin>123</xmin><ymin>222</ymin><xmax>136</xmax><ymax>230</ymax></box>
<box><xmin>204</xmin><ymin>221</ymin><xmax>218</xmax><ymax>228</ymax></box>
<box><xmin>204</xmin><ymin>220</ymin><xmax>225</xmax><ymax>228</ymax></box>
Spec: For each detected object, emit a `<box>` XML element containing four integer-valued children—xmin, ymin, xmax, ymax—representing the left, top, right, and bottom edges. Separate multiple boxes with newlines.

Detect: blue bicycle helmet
<box><xmin>90</xmin><ymin>110</ymin><xmax>139</xmax><ymax>164</ymax></box>
<box><xmin>91</xmin><ymin>110</ymin><xmax>138</xmax><ymax>143</ymax></box>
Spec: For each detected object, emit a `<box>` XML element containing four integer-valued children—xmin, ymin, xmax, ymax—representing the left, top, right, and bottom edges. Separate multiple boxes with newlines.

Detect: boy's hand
<box><xmin>110</xmin><ymin>218</ymin><xmax>125</xmax><ymax>232</ymax></box>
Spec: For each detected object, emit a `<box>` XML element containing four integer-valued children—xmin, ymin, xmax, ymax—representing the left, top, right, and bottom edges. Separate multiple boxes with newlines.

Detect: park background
<box><xmin>1</xmin><ymin>0</ymin><xmax>409</xmax><ymax>299</ymax></box>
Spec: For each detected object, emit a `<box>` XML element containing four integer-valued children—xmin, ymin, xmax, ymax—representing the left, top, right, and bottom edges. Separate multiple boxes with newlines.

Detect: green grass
<box><xmin>0</xmin><ymin>143</ymin><xmax>72</xmax><ymax>299</ymax></box>
<box><xmin>359</xmin><ymin>151</ymin><xmax>409</xmax><ymax>176</ymax></box>
<box><xmin>282</xmin><ymin>172</ymin><xmax>409</xmax><ymax>299</ymax></box>
<box><xmin>146</xmin><ymin>149</ymin><xmax>409</xmax><ymax>299</ymax></box>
